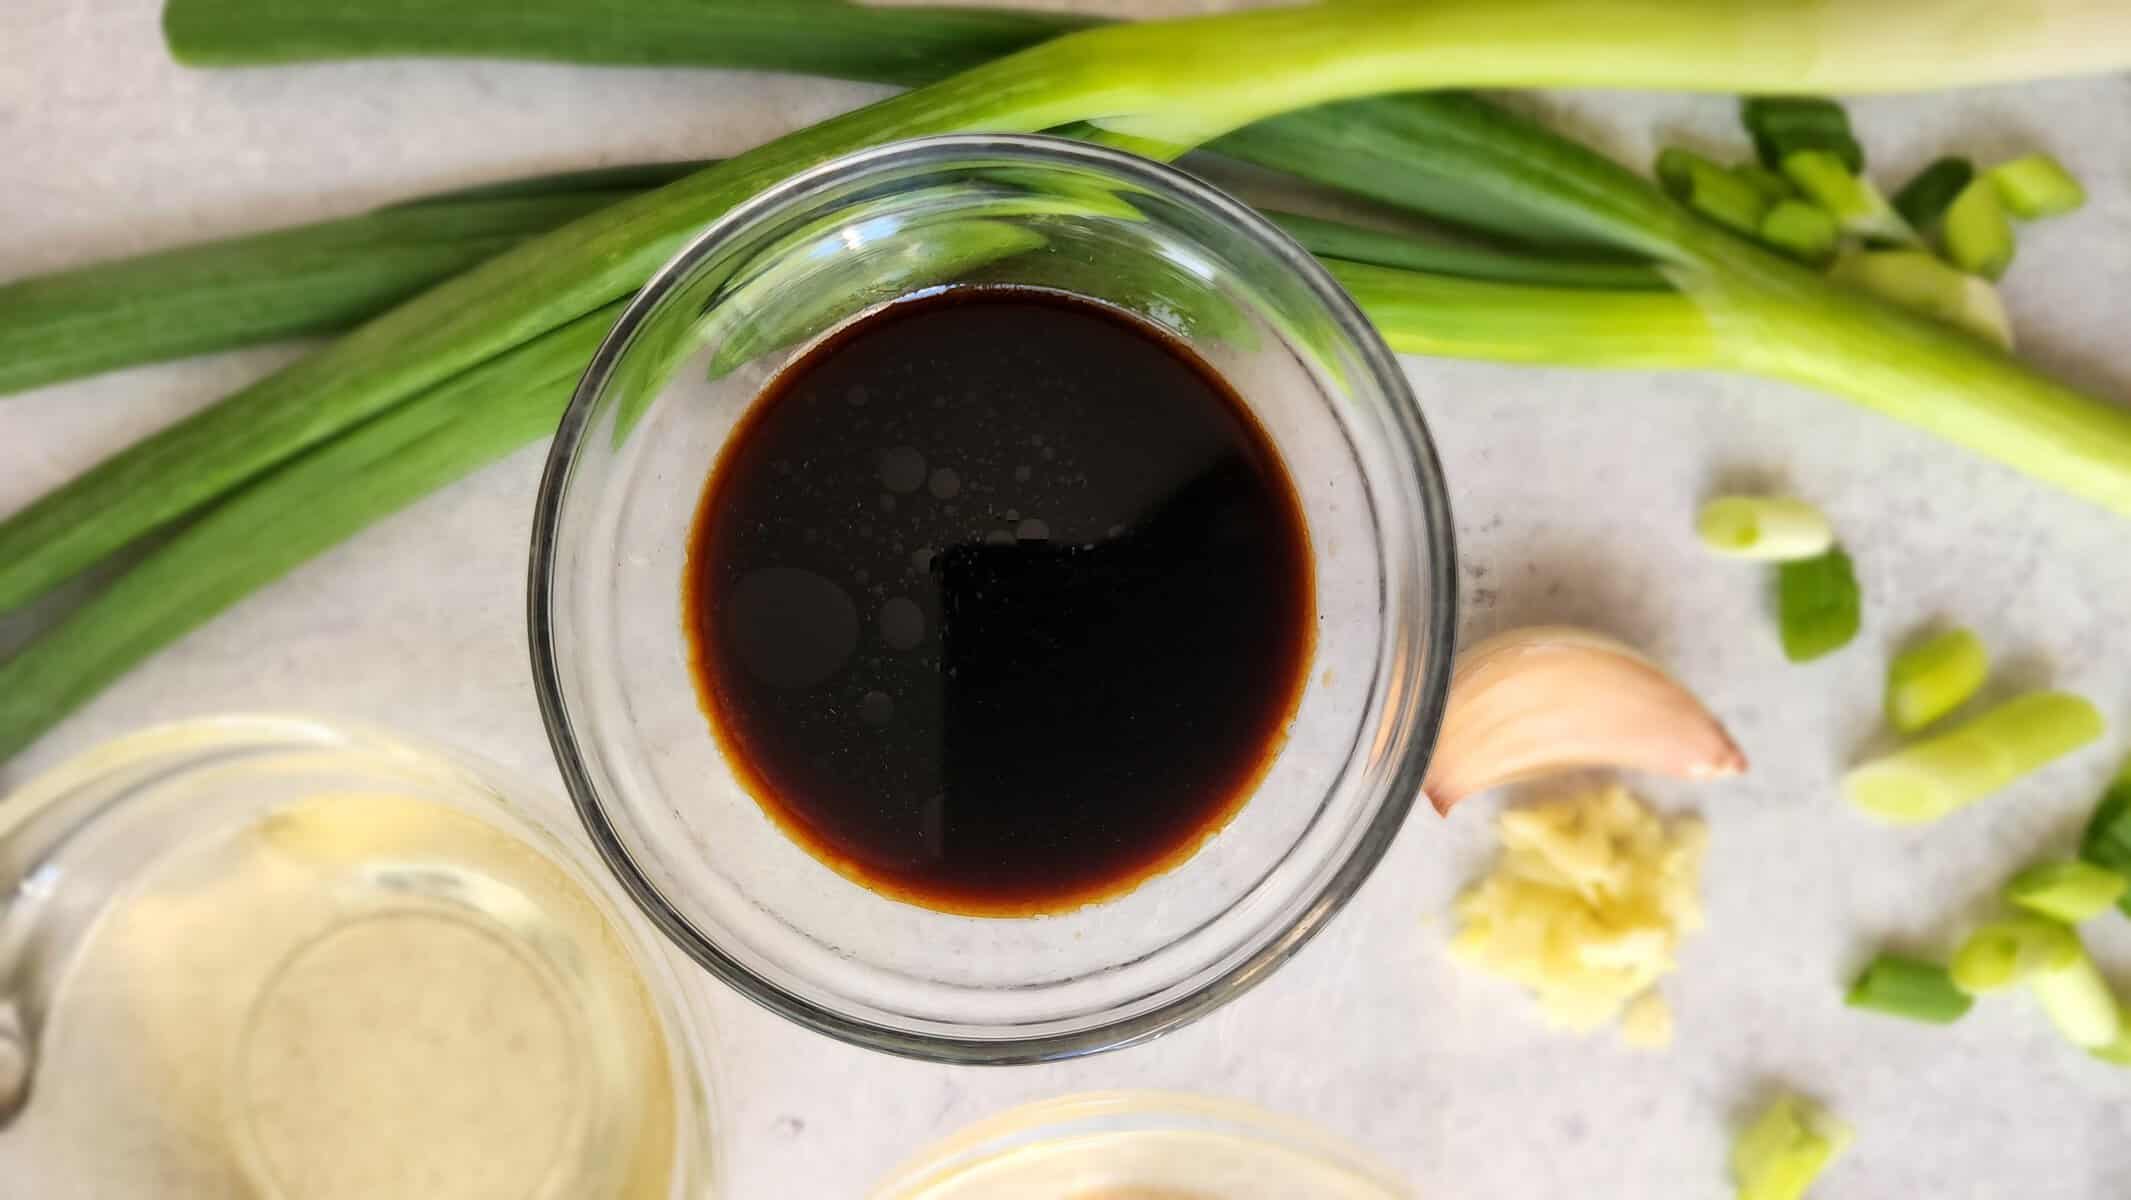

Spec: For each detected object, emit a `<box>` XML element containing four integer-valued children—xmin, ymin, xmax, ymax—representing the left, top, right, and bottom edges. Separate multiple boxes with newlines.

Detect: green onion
<box><xmin>0</xmin><ymin>184</ymin><xmax>662</xmax><ymax>397</ymax></box>
<box><xmin>1844</xmin><ymin>692</ymin><xmax>2105</xmax><ymax>825</ymax></box>
<box><xmin>0</xmin><ymin>304</ymin><xmax>624</xmax><ymax>760</ymax></box>
<box><xmin>1731</xmin><ymin>1094</ymin><xmax>1852</xmax><ymax>1200</ymax></box>
<box><xmin>2077</xmin><ymin>758</ymin><xmax>2131</xmax><ymax>918</ymax></box>
<box><xmin>1757</xmin><ymin>201</ymin><xmax>1839</xmax><ymax>266</ymax></box>
<box><xmin>1844</xmin><ymin>954</ymin><xmax>1974</xmax><ymax>1024</ymax></box>
<box><xmin>5</xmin><ymin>4</ymin><xmax>2128</xmax><ymax>619</ymax></box>
<box><xmin>1265</xmin><ymin>211</ymin><xmax>1668</xmax><ymax>291</ymax></box>
<box><xmin>2006</xmin><ymin>861</ymin><xmax>2129</xmax><ymax>924</ymax></box>
<box><xmin>1826</xmin><ymin>250</ymin><xmax>2012</xmax><ymax>348</ymax></box>
<box><xmin>1988</xmin><ymin>154</ymin><xmax>2086</xmax><ymax>220</ymax></box>
<box><xmin>1733</xmin><ymin>165</ymin><xmax>1798</xmax><ymax>205</ymax></box>
<box><xmin>1890</xmin><ymin>156</ymin><xmax>1975</xmax><ymax>233</ymax></box>
<box><xmin>1694</xmin><ymin>495</ymin><xmax>1835</xmax><ymax>561</ymax></box>
<box><xmin>1941</xmin><ymin>178</ymin><xmax>2016</xmax><ymax>279</ymax></box>
<box><xmin>1657</xmin><ymin>147</ymin><xmax>1769</xmax><ymax>235</ymax></box>
<box><xmin>1779</xmin><ymin>150</ymin><xmax>1917</xmax><ymax>244</ymax></box>
<box><xmin>2027</xmin><ymin>939</ymin><xmax>2124</xmax><ymax>1049</ymax></box>
<box><xmin>1776</xmin><ymin>547</ymin><xmax>1862</xmax><ymax>662</ymax></box>
<box><xmin>1741</xmin><ymin>96</ymin><xmax>1862</xmax><ymax>172</ymax></box>
<box><xmin>2094</xmin><ymin>1010</ymin><xmax>2131</xmax><ymax>1066</ymax></box>
<box><xmin>11</xmin><ymin>2</ymin><xmax>2131</xmax><ymax>752</ymax></box>
<box><xmin>1883</xmin><ymin>627</ymin><xmax>1989</xmax><ymax>733</ymax></box>
<box><xmin>1950</xmin><ymin>915</ymin><xmax>2081</xmax><ymax>993</ymax></box>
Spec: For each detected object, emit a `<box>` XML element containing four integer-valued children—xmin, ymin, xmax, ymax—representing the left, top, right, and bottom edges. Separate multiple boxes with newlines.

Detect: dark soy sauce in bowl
<box><xmin>684</xmin><ymin>287</ymin><xmax>1313</xmax><ymax>915</ymax></box>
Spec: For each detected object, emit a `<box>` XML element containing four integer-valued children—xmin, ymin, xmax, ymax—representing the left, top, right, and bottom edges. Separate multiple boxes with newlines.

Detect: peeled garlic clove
<box><xmin>1423</xmin><ymin>626</ymin><xmax>1745</xmax><ymax>815</ymax></box>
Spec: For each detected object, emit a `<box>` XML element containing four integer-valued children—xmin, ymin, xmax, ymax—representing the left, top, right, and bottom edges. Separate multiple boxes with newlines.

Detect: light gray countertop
<box><xmin>5</xmin><ymin>3</ymin><xmax>2131</xmax><ymax>1196</ymax></box>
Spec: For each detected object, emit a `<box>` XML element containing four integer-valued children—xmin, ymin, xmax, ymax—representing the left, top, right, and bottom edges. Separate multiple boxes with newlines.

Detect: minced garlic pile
<box><xmin>1449</xmin><ymin>783</ymin><xmax>1707</xmax><ymax>1046</ymax></box>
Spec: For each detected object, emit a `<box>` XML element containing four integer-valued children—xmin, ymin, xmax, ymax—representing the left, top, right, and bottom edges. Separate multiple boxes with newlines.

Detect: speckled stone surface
<box><xmin>4</xmin><ymin>3</ymin><xmax>2130</xmax><ymax>1196</ymax></box>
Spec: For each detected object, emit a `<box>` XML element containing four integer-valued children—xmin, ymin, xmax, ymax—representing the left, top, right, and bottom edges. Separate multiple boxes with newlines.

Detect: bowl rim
<box><xmin>526</xmin><ymin>132</ymin><xmax>1457</xmax><ymax>1064</ymax></box>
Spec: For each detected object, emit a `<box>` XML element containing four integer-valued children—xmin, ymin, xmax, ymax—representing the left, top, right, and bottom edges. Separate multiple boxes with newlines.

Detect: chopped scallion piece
<box><xmin>2006</xmin><ymin>861</ymin><xmax>2129</xmax><ymax>924</ymax></box>
<box><xmin>1845</xmin><ymin>954</ymin><xmax>1973</xmax><ymax>1024</ymax></box>
<box><xmin>1950</xmin><ymin>915</ymin><xmax>2081</xmax><ymax>994</ymax></box>
<box><xmin>1781</xmin><ymin>149</ymin><xmax>1916</xmax><ymax>244</ymax></box>
<box><xmin>1942</xmin><ymin>178</ymin><xmax>2016</xmax><ymax>280</ymax></box>
<box><xmin>1827</xmin><ymin>250</ymin><xmax>2012</xmax><ymax>349</ymax></box>
<box><xmin>1733</xmin><ymin>164</ymin><xmax>1798</xmax><ymax>204</ymax></box>
<box><xmin>2077</xmin><ymin>758</ymin><xmax>2131</xmax><ymax>919</ymax></box>
<box><xmin>1777</xmin><ymin>547</ymin><xmax>1861</xmax><ymax>662</ymax></box>
<box><xmin>1988</xmin><ymin>154</ymin><xmax>2086</xmax><ymax>220</ymax></box>
<box><xmin>1731</xmin><ymin>1094</ymin><xmax>1852</xmax><ymax>1200</ymax></box>
<box><xmin>2094</xmin><ymin>1009</ymin><xmax>2131</xmax><ymax>1066</ymax></box>
<box><xmin>1891</xmin><ymin>157</ymin><xmax>1975</xmax><ymax>233</ymax></box>
<box><xmin>1742</xmin><ymin>96</ymin><xmax>1863</xmax><ymax>173</ymax></box>
<box><xmin>1843</xmin><ymin>692</ymin><xmax>2105</xmax><ymax>825</ymax></box>
<box><xmin>1884</xmin><ymin>627</ymin><xmax>1988</xmax><ymax>733</ymax></box>
<box><xmin>2027</xmin><ymin>940</ymin><xmax>2124</xmax><ymax>1049</ymax></box>
<box><xmin>1695</xmin><ymin>495</ymin><xmax>1834</xmax><ymax>561</ymax></box>
<box><xmin>1656</xmin><ymin>147</ymin><xmax>1769</xmax><ymax>235</ymax></box>
<box><xmin>1759</xmin><ymin>200</ymin><xmax>1839</xmax><ymax>265</ymax></box>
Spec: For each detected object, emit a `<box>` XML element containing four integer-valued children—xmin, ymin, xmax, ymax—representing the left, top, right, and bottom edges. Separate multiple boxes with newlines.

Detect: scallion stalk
<box><xmin>1741</xmin><ymin>95</ymin><xmax>1864</xmax><ymax>173</ymax></box>
<box><xmin>1731</xmin><ymin>1094</ymin><xmax>1852</xmax><ymax>1200</ymax></box>
<box><xmin>1844</xmin><ymin>692</ymin><xmax>2105</xmax><ymax>825</ymax></box>
<box><xmin>2027</xmin><ymin>940</ymin><xmax>2124</xmax><ymax>1049</ymax></box>
<box><xmin>1942</xmin><ymin>178</ymin><xmax>2017</xmax><ymax>279</ymax></box>
<box><xmin>1844</xmin><ymin>953</ymin><xmax>1974</xmax><ymax>1024</ymax></box>
<box><xmin>1891</xmin><ymin>157</ymin><xmax>1975</xmax><ymax>233</ymax></box>
<box><xmin>1883</xmin><ymin>627</ymin><xmax>1989</xmax><ymax>733</ymax></box>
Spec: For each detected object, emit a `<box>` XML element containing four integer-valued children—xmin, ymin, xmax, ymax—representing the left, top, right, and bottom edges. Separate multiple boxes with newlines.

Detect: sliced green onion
<box><xmin>1734</xmin><ymin>164</ymin><xmax>1798</xmax><ymax>204</ymax></box>
<box><xmin>2078</xmin><ymin>758</ymin><xmax>2131</xmax><ymax>918</ymax></box>
<box><xmin>1758</xmin><ymin>200</ymin><xmax>1839</xmax><ymax>266</ymax></box>
<box><xmin>1827</xmin><ymin>250</ymin><xmax>2013</xmax><ymax>349</ymax></box>
<box><xmin>1741</xmin><ymin>96</ymin><xmax>1864</xmax><ymax>174</ymax></box>
<box><xmin>1780</xmin><ymin>149</ymin><xmax>1916</xmax><ymax>244</ymax></box>
<box><xmin>1656</xmin><ymin>148</ymin><xmax>1769</xmax><ymax>235</ymax></box>
<box><xmin>1883</xmin><ymin>627</ymin><xmax>1989</xmax><ymax>733</ymax></box>
<box><xmin>1777</xmin><ymin>547</ymin><xmax>1861</xmax><ymax>662</ymax></box>
<box><xmin>1731</xmin><ymin>1094</ymin><xmax>1852</xmax><ymax>1200</ymax></box>
<box><xmin>1844</xmin><ymin>954</ymin><xmax>1974</xmax><ymax>1024</ymax></box>
<box><xmin>1891</xmin><ymin>157</ymin><xmax>1976</xmax><ymax>233</ymax></box>
<box><xmin>1950</xmin><ymin>915</ymin><xmax>2082</xmax><ymax>993</ymax></box>
<box><xmin>1941</xmin><ymin>178</ymin><xmax>2016</xmax><ymax>280</ymax></box>
<box><xmin>1845</xmin><ymin>692</ymin><xmax>2104</xmax><ymax>825</ymax></box>
<box><xmin>1988</xmin><ymin>154</ymin><xmax>2086</xmax><ymax>220</ymax></box>
<box><xmin>1695</xmin><ymin>495</ymin><xmax>1835</xmax><ymax>561</ymax></box>
<box><xmin>2006</xmin><ymin>861</ymin><xmax>2129</xmax><ymax>924</ymax></box>
<box><xmin>2027</xmin><ymin>940</ymin><xmax>2124</xmax><ymax>1049</ymax></box>
<box><xmin>2094</xmin><ymin>1009</ymin><xmax>2131</xmax><ymax>1066</ymax></box>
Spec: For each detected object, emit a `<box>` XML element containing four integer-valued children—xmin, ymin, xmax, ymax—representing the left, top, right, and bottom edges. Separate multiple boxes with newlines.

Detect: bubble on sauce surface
<box><xmin>927</xmin><ymin>468</ymin><xmax>961</xmax><ymax>499</ymax></box>
<box><xmin>878</xmin><ymin>597</ymin><xmax>925</xmax><ymax>650</ymax></box>
<box><xmin>878</xmin><ymin>446</ymin><xmax>926</xmax><ymax>493</ymax></box>
<box><xmin>725</xmin><ymin>567</ymin><xmax>858</xmax><ymax>688</ymax></box>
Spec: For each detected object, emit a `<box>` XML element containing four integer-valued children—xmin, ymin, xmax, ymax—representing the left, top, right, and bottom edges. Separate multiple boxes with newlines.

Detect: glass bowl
<box><xmin>868</xmin><ymin>1090</ymin><xmax>1410</xmax><ymax>1198</ymax></box>
<box><xmin>529</xmin><ymin>134</ymin><xmax>1456</xmax><ymax>1062</ymax></box>
<box><xmin>0</xmin><ymin>715</ymin><xmax>716</xmax><ymax>1198</ymax></box>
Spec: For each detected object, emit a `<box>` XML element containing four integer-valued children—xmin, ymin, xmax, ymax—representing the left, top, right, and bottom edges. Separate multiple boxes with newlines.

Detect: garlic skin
<box><xmin>1422</xmin><ymin>626</ymin><xmax>1746</xmax><ymax>815</ymax></box>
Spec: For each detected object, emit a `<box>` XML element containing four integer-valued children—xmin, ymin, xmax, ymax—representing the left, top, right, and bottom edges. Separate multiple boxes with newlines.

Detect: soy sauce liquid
<box><xmin>685</xmin><ymin>287</ymin><xmax>1313</xmax><ymax>915</ymax></box>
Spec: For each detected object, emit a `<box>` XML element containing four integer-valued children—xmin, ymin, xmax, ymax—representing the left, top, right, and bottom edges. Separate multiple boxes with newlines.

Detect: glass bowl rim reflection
<box><xmin>527</xmin><ymin>133</ymin><xmax>1457</xmax><ymax>1063</ymax></box>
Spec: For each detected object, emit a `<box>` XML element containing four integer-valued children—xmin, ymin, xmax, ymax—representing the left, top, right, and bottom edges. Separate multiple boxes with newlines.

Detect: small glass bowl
<box><xmin>868</xmin><ymin>1091</ymin><xmax>1410</xmax><ymax>1198</ymax></box>
<box><xmin>0</xmin><ymin>715</ymin><xmax>716</xmax><ymax>1198</ymax></box>
<box><xmin>529</xmin><ymin>135</ymin><xmax>1456</xmax><ymax>1062</ymax></box>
